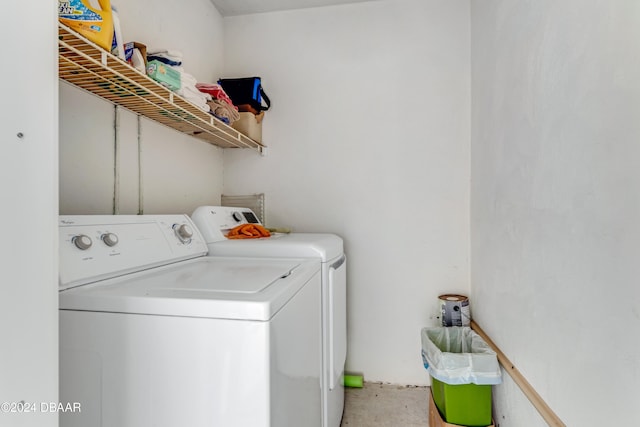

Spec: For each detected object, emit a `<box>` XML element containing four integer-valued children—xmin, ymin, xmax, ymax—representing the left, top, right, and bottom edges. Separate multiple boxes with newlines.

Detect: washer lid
<box><xmin>208</xmin><ymin>233</ymin><xmax>344</xmax><ymax>262</ymax></box>
<box><xmin>59</xmin><ymin>257</ymin><xmax>320</xmax><ymax>321</ymax></box>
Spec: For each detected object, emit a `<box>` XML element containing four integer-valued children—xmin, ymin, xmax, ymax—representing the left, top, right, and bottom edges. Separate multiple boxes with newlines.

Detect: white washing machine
<box><xmin>191</xmin><ymin>206</ymin><xmax>347</xmax><ymax>427</ymax></box>
<box><xmin>58</xmin><ymin>214</ymin><xmax>322</xmax><ymax>427</ymax></box>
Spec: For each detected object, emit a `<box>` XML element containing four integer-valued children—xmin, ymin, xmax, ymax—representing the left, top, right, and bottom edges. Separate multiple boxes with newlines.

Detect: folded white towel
<box><xmin>178</xmin><ymin>84</ymin><xmax>211</xmax><ymax>112</ymax></box>
<box><xmin>179</xmin><ymin>85</ymin><xmax>209</xmax><ymax>100</ymax></box>
<box><xmin>183</xmin><ymin>94</ymin><xmax>210</xmax><ymax>112</ymax></box>
<box><xmin>180</xmin><ymin>72</ymin><xmax>198</xmax><ymax>87</ymax></box>
<box><xmin>147</xmin><ymin>48</ymin><xmax>183</xmax><ymax>58</ymax></box>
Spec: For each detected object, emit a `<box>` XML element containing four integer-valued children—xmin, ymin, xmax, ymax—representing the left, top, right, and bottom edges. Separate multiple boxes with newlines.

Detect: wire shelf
<box><xmin>58</xmin><ymin>23</ymin><xmax>265</xmax><ymax>153</ymax></box>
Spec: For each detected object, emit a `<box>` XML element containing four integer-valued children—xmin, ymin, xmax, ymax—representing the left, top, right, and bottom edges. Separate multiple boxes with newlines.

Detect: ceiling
<box><xmin>210</xmin><ymin>0</ymin><xmax>378</xmax><ymax>17</ymax></box>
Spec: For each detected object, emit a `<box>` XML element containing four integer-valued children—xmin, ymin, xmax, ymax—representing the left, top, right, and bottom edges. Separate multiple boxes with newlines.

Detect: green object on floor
<box><xmin>430</xmin><ymin>377</ymin><xmax>492</xmax><ymax>426</ymax></box>
<box><xmin>343</xmin><ymin>374</ymin><xmax>363</xmax><ymax>388</ymax></box>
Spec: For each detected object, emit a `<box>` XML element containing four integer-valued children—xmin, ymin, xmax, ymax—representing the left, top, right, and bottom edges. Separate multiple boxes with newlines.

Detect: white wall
<box><xmin>0</xmin><ymin>1</ymin><xmax>58</xmax><ymax>426</ymax></box>
<box><xmin>471</xmin><ymin>1</ymin><xmax>640</xmax><ymax>425</ymax></box>
<box><xmin>59</xmin><ymin>0</ymin><xmax>227</xmax><ymax>215</ymax></box>
<box><xmin>222</xmin><ymin>0</ymin><xmax>471</xmax><ymax>385</ymax></box>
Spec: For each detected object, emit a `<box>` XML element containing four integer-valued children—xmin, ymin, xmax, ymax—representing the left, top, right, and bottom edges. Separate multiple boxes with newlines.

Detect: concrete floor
<box><xmin>340</xmin><ymin>382</ymin><xmax>430</xmax><ymax>427</ymax></box>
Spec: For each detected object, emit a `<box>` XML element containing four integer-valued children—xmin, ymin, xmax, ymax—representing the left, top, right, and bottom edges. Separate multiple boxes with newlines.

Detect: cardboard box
<box><xmin>429</xmin><ymin>390</ymin><xmax>494</xmax><ymax>427</ymax></box>
<box><xmin>124</xmin><ymin>42</ymin><xmax>147</xmax><ymax>65</ymax></box>
<box><xmin>232</xmin><ymin>111</ymin><xmax>264</xmax><ymax>143</ymax></box>
<box><xmin>146</xmin><ymin>60</ymin><xmax>181</xmax><ymax>91</ymax></box>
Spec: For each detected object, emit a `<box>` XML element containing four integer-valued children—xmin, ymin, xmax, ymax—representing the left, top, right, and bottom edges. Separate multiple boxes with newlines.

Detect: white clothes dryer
<box><xmin>191</xmin><ymin>206</ymin><xmax>347</xmax><ymax>427</ymax></box>
<box><xmin>58</xmin><ymin>215</ymin><xmax>322</xmax><ymax>427</ymax></box>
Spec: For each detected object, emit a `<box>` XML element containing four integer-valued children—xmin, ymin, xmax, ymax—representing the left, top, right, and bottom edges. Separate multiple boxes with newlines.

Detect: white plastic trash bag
<box><xmin>421</xmin><ymin>326</ymin><xmax>502</xmax><ymax>385</ymax></box>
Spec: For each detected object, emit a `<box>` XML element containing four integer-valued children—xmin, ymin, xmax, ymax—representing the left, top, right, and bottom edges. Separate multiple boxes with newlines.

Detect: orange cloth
<box><xmin>226</xmin><ymin>223</ymin><xmax>271</xmax><ymax>239</ymax></box>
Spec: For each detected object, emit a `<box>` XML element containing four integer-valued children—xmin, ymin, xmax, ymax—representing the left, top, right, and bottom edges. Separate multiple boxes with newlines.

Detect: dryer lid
<box><xmin>191</xmin><ymin>206</ymin><xmax>344</xmax><ymax>261</ymax></box>
<box><xmin>59</xmin><ymin>257</ymin><xmax>320</xmax><ymax>321</ymax></box>
<box><xmin>207</xmin><ymin>232</ymin><xmax>343</xmax><ymax>262</ymax></box>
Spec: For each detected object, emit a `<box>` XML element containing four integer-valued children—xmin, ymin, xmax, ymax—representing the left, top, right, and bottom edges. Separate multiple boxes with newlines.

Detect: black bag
<box><xmin>218</xmin><ymin>77</ymin><xmax>271</xmax><ymax>111</ymax></box>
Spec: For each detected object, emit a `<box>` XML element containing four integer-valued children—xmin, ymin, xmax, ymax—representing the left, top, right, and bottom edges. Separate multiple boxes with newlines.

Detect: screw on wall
<box><xmin>16</xmin><ymin>132</ymin><xmax>24</xmax><ymax>139</ymax></box>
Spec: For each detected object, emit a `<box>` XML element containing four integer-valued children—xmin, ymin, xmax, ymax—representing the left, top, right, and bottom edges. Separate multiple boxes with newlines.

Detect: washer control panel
<box><xmin>173</xmin><ymin>223</ymin><xmax>194</xmax><ymax>243</ymax></box>
<box><xmin>59</xmin><ymin>215</ymin><xmax>208</xmax><ymax>290</ymax></box>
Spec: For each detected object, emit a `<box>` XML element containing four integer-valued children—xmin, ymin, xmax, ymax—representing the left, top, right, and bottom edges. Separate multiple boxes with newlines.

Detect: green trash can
<box><xmin>421</xmin><ymin>327</ymin><xmax>501</xmax><ymax>426</ymax></box>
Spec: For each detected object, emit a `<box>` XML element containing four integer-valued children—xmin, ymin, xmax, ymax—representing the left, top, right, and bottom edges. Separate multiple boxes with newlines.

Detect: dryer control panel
<box><xmin>192</xmin><ymin>206</ymin><xmax>262</xmax><ymax>243</ymax></box>
<box><xmin>59</xmin><ymin>215</ymin><xmax>208</xmax><ymax>290</ymax></box>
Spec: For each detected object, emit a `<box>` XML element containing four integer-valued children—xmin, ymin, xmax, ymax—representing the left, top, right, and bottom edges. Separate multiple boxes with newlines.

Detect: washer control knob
<box><xmin>101</xmin><ymin>233</ymin><xmax>119</xmax><ymax>247</ymax></box>
<box><xmin>174</xmin><ymin>223</ymin><xmax>193</xmax><ymax>243</ymax></box>
<box><xmin>73</xmin><ymin>235</ymin><xmax>93</xmax><ymax>250</ymax></box>
<box><xmin>232</xmin><ymin>211</ymin><xmax>243</xmax><ymax>222</ymax></box>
